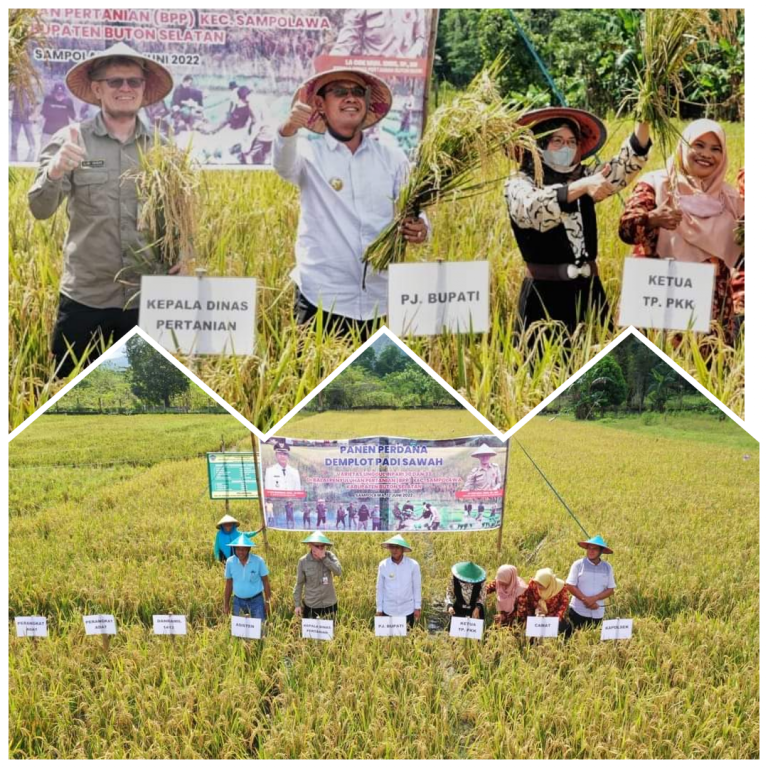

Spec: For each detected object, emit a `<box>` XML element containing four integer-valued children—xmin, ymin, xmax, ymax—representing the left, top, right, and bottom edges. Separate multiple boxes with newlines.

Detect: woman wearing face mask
<box><xmin>506</xmin><ymin>108</ymin><xmax>651</xmax><ymax>339</ymax></box>
<box><xmin>619</xmin><ymin>120</ymin><xmax>744</xmax><ymax>342</ymax></box>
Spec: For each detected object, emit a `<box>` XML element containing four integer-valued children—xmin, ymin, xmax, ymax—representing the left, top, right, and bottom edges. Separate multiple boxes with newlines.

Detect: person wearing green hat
<box><xmin>564</xmin><ymin>535</ymin><xmax>616</xmax><ymax>637</ymax></box>
<box><xmin>446</xmin><ymin>562</ymin><xmax>488</xmax><ymax>620</ymax></box>
<box><xmin>376</xmin><ymin>535</ymin><xmax>422</xmax><ymax>628</ymax></box>
<box><xmin>293</xmin><ymin>531</ymin><xmax>343</xmax><ymax>619</ymax></box>
<box><xmin>223</xmin><ymin>534</ymin><xmax>271</xmax><ymax>620</ymax></box>
<box><xmin>212</xmin><ymin>514</ymin><xmax>258</xmax><ymax>564</ymax></box>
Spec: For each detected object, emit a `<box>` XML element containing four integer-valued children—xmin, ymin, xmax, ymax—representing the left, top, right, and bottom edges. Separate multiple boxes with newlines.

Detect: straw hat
<box><xmin>578</xmin><ymin>535</ymin><xmax>613</xmax><ymax>555</ymax></box>
<box><xmin>471</xmin><ymin>444</ymin><xmax>498</xmax><ymax>458</ymax></box>
<box><xmin>302</xmin><ymin>531</ymin><xmax>333</xmax><ymax>546</ymax></box>
<box><xmin>382</xmin><ymin>534</ymin><xmax>412</xmax><ymax>552</ymax></box>
<box><xmin>452</xmin><ymin>562</ymin><xmax>487</xmax><ymax>583</ymax></box>
<box><xmin>227</xmin><ymin>534</ymin><xmax>256</xmax><ymax>549</ymax></box>
<box><xmin>518</xmin><ymin>106</ymin><xmax>607</xmax><ymax>160</ymax></box>
<box><xmin>65</xmin><ymin>42</ymin><xmax>173</xmax><ymax>107</ymax></box>
<box><xmin>216</xmin><ymin>514</ymin><xmax>240</xmax><ymax>530</ymax></box>
<box><xmin>291</xmin><ymin>67</ymin><xmax>392</xmax><ymax>135</ymax></box>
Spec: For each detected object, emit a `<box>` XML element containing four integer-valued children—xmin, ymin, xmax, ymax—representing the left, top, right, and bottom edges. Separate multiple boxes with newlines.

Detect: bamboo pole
<box><xmin>250</xmin><ymin>432</ymin><xmax>269</xmax><ymax>551</ymax></box>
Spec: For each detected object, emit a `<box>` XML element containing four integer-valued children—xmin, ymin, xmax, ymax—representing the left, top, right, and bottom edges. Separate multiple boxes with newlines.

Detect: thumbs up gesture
<box><xmin>585</xmin><ymin>163</ymin><xmax>614</xmax><ymax>202</ymax></box>
<box><xmin>279</xmin><ymin>101</ymin><xmax>317</xmax><ymax>137</ymax></box>
<box><xmin>48</xmin><ymin>123</ymin><xmax>87</xmax><ymax>181</ymax></box>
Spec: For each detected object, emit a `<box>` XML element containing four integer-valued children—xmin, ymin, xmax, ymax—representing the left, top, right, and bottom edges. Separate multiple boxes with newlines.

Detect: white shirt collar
<box><xmin>322</xmin><ymin>129</ymin><xmax>369</xmax><ymax>155</ymax></box>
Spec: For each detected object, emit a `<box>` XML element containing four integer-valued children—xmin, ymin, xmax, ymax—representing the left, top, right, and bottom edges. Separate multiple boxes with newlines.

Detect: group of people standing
<box><xmin>215</xmin><ymin>513</ymin><xmax>616</xmax><ymax>638</ymax></box>
<box><xmin>26</xmin><ymin>41</ymin><xmax>744</xmax><ymax>377</ymax></box>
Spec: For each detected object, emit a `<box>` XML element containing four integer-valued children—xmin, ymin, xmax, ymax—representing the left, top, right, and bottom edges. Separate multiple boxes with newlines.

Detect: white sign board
<box><xmin>231</xmin><ymin>615</ymin><xmax>262</xmax><ymax>640</ymax></box>
<box><xmin>601</xmin><ymin>618</ymin><xmax>633</xmax><ymax>641</ymax></box>
<box><xmin>152</xmin><ymin>615</ymin><xmax>188</xmax><ymax>636</ymax></box>
<box><xmin>15</xmin><ymin>616</ymin><xmax>48</xmax><ymax>638</ymax></box>
<box><xmin>375</xmin><ymin>616</ymin><xmax>408</xmax><ymax>637</ymax></box>
<box><xmin>301</xmin><ymin>618</ymin><xmax>334</xmax><ymax>641</ymax></box>
<box><xmin>618</xmin><ymin>258</ymin><xmax>715</xmax><ymax>333</ymax></box>
<box><xmin>526</xmin><ymin>616</ymin><xmax>559</xmax><ymax>638</ymax></box>
<box><xmin>139</xmin><ymin>276</ymin><xmax>257</xmax><ymax>355</ymax></box>
<box><xmin>83</xmin><ymin>615</ymin><xmax>117</xmax><ymax>636</ymax></box>
<box><xmin>449</xmin><ymin>616</ymin><xmax>484</xmax><ymax>640</ymax></box>
<box><xmin>388</xmin><ymin>261</ymin><xmax>490</xmax><ymax>336</ymax></box>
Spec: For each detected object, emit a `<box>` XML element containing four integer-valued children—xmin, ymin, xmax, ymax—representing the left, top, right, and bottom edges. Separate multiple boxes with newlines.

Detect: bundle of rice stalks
<box><xmin>618</xmin><ymin>9</ymin><xmax>706</xmax><ymax>157</ymax></box>
<box><xmin>125</xmin><ymin>133</ymin><xmax>201</xmax><ymax>274</ymax></box>
<box><xmin>362</xmin><ymin>61</ymin><xmax>539</xmax><ymax>279</ymax></box>
<box><xmin>9</xmin><ymin>10</ymin><xmax>45</xmax><ymax>109</ymax></box>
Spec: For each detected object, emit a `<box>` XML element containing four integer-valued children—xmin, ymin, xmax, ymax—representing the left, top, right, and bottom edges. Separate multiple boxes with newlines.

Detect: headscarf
<box><xmin>495</xmin><ymin>565</ymin><xmax>527</xmax><ymax>613</ymax></box>
<box><xmin>532</xmin><ymin>568</ymin><xmax>565</xmax><ymax>614</ymax></box>
<box><xmin>640</xmin><ymin>119</ymin><xmax>743</xmax><ymax>268</ymax></box>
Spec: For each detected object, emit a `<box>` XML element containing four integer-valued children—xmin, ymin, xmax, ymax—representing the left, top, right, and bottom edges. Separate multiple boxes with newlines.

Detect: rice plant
<box><xmin>363</xmin><ymin>60</ymin><xmax>540</xmax><ymax>276</ymax></box>
<box><xmin>8</xmin><ymin>412</ymin><xmax>759</xmax><ymax>758</ymax></box>
<box><xmin>7</xmin><ymin>119</ymin><xmax>746</xmax><ymax>433</ymax></box>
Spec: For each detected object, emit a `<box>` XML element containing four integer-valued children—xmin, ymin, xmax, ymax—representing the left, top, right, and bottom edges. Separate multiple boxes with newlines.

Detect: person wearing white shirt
<box><xmin>273</xmin><ymin>67</ymin><xmax>428</xmax><ymax>336</ymax></box>
<box><xmin>564</xmin><ymin>535</ymin><xmax>616</xmax><ymax>637</ymax></box>
<box><xmin>376</xmin><ymin>535</ymin><xmax>422</xmax><ymax>628</ymax></box>
<box><xmin>263</xmin><ymin>444</ymin><xmax>302</xmax><ymax>491</ymax></box>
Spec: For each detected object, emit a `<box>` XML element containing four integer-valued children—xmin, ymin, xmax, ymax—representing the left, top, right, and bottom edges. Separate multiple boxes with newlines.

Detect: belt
<box><xmin>526</xmin><ymin>261</ymin><xmax>599</xmax><ymax>281</ymax></box>
<box><xmin>234</xmin><ymin>591</ymin><xmax>263</xmax><ymax>600</ymax></box>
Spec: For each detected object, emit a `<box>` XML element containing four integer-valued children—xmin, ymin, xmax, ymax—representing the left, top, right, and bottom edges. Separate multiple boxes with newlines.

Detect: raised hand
<box><xmin>48</xmin><ymin>124</ymin><xmax>86</xmax><ymax>181</ymax></box>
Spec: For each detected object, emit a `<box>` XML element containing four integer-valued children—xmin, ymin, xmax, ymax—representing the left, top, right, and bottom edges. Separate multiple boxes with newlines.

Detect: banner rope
<box><xmin>513</xmin><ymin>438</ymin><xmax>590</xmax><ymax>537</ymax></box>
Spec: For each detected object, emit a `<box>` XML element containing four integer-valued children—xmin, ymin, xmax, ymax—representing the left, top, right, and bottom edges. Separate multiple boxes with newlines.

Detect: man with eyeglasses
<box><xmin>273</xmin><ymin>67</ymin><xmax>429</xmax><ymax>337</ymax></box>
<box><xmin>28</xmin><ymin>43</ymin><xmax>177</xmax><ymax>378</ymax></box>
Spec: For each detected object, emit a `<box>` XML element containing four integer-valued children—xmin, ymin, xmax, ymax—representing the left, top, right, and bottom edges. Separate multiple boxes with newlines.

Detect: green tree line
<box><xmin>307</xmin><ymin>343</ymin><xmax>459</xmax><ymax>411</ymax></box>
<box><xmin>434</xmin><ymin>9</ymin><xmax>744</xmax><ymax>120</ymax></box>
<box><xmin>51</xmin><ymin>338</ymin><xmax>226</xmax><ymax>414</ymax></box>
<box><xmin>547</xmin><ymin>337</ymin><xmax>722</xmax><ymax>420</ymax></box>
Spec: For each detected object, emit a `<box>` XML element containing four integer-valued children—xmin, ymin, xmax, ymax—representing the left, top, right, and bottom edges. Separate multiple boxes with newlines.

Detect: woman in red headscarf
<box><xmin>619</xmin><ymin>119</ymin><xmax>744</xmax><ymax>342</ymax></box>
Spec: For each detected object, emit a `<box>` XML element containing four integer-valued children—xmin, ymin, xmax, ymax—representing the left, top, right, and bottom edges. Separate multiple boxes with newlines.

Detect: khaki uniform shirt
<box><xmin>463</xmin><ymin>463</ymin><xmax>503</xmax><ymax>491</ymax></box>
<box><xmin>293</xmin><ymin>551</ymin><xmax>342</xmax><ymax>609</ymax></box>
<box><xmin>28</xmin><ymin>112</ymin><xmax>157</xmax><ymax>310</ymax></box>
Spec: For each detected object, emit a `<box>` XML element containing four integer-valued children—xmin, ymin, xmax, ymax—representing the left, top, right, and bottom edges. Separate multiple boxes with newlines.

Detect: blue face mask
<box><xmin>542</xmin><ymin>146</ymin><xmax>577</xmax><ymax>170</ymax></box>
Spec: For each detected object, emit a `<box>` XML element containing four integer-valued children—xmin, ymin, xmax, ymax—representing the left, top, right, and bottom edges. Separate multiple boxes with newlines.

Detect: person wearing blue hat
<box><xmin>223</xmin><ymin>534</ymin><xmax>271</xmax><ymax>619</ymax></box>
<box><xmin>564</xmin><ymin>535</ymin><xmax>615</xmax><ymax>637</ymax></box>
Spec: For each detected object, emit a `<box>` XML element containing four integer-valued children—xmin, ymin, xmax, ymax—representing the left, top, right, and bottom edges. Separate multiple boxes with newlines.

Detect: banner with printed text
<box><xmin>260</xmin><ymin>435</ymin><xmax>507</xmax><ymax>532</ymax></box>
<box><xmin>11</xmin><ymin>8</ymin><xmax>436</xmax><ymax>168</ymax></box>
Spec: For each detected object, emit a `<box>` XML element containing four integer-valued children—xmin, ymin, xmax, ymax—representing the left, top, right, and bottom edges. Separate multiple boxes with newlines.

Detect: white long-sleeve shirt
<box><xmin>376</xmin><ymin>556</ymin><xmax>421</xmax><ymax>615</ymax></box>
<box><xmin>272</xmin><ymin>129</ymin><xmax>412</xmax><ymax>321</ymax></box>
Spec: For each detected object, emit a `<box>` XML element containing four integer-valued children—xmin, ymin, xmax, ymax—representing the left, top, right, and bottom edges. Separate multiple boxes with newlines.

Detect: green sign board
<box><xmin>207</xmin><ymin>453</ymin><xmax>259</xmax><ymax>499</ymax></box>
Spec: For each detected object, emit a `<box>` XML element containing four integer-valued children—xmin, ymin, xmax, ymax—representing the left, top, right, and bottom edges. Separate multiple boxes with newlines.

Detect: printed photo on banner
<box><xmin>11</xmin><ymin>8</ymin><xmax>436</xmax><ymax>168</ymax></box>
<box><xmin>260</xmin><ymin>435</ymin><xmax>508</xmax><ymax>532</ymax></box>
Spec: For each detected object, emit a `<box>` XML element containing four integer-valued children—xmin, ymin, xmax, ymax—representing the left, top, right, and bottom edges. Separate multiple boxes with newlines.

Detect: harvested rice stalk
<box><xmin>619</xmin><ymin>9</ymin><xmax>706</xmax><ymax>158</ymax></box>
<box><xmin>362</xmin><ymin>61</ymin><xmax>539</xmax><ymax>279</ymax></box>
<box><xmin>9</xmin><ymin>10</ymin><xmax>45</xmax><ymax>110</ymax></box>
<box><xmin>124</xmin><ymin>132</ymin><xmax>201</xmax><ymax>273</ymax></box>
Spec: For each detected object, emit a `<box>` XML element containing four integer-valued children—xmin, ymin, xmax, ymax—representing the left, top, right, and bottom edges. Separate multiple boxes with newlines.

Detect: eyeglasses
<box><xmin>94</xmin><ymin>77</ymin><xmax>146</xmax><ymax>90</ymax></box>
<box><xmin>548</xmin><ymin>136</ymin><xmax>579</xmax><ymax>149</ymax></box>
<box><xmin>326</xmin><ymin>85</ymin><xmax>367</xmax><ymax>99</ymax></box>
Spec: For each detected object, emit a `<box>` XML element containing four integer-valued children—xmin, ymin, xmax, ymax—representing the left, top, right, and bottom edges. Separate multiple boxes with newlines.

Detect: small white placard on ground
<box><xmin>15</xmin><ymin>617</ymin><xmax>48</xmax><ymax>638</ymax></box>
<box><xmin>601</xmin><ymin>618</ymin><xmax>633</xmax><ymax>641</ymax></box>
<box><xmin>302</xmin><ymin>619</ymin><xmax>334</xmax><ymax>641</ymax></box>
<box><xmin>375</xmin><ymin>616</ymin><xmax>408</xmax><ymax>637</ymax></box>
<box><xmin>152</xmin><ymin>615</ymin><xmax>188</xmax><ymax>636</ymax></box>
<box><xmin>618</xmin><ymin>258</ymin><xmax>715</xmax><ymax>333</ymax></box>
<box><xmin>139</xmin><ymin>276</ymin><xmax>257</xmax><ymax>355</ymax></box>
<box><xmin>388</xmin><ymin>261</ymin><xmax>490</xmax><ymax>336</ymax></box>
<box><xmin>449</xmin><ymin>616</ymin><xmax>484</xmax><ymax>640</ymax></box>
<box><xmin>83</xmin><ymin>615</ymin><xmax>117</xmax><ymax>636</ymax></box>
<box><xmin>231</xmin><ymin>616</ymin><xmax>262</xmax><ymax>640</ymax></box>
<box><xmin>526</xmin><ymin>616</ymin><xmax>559</xmax><ymax>638</ymax></box>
